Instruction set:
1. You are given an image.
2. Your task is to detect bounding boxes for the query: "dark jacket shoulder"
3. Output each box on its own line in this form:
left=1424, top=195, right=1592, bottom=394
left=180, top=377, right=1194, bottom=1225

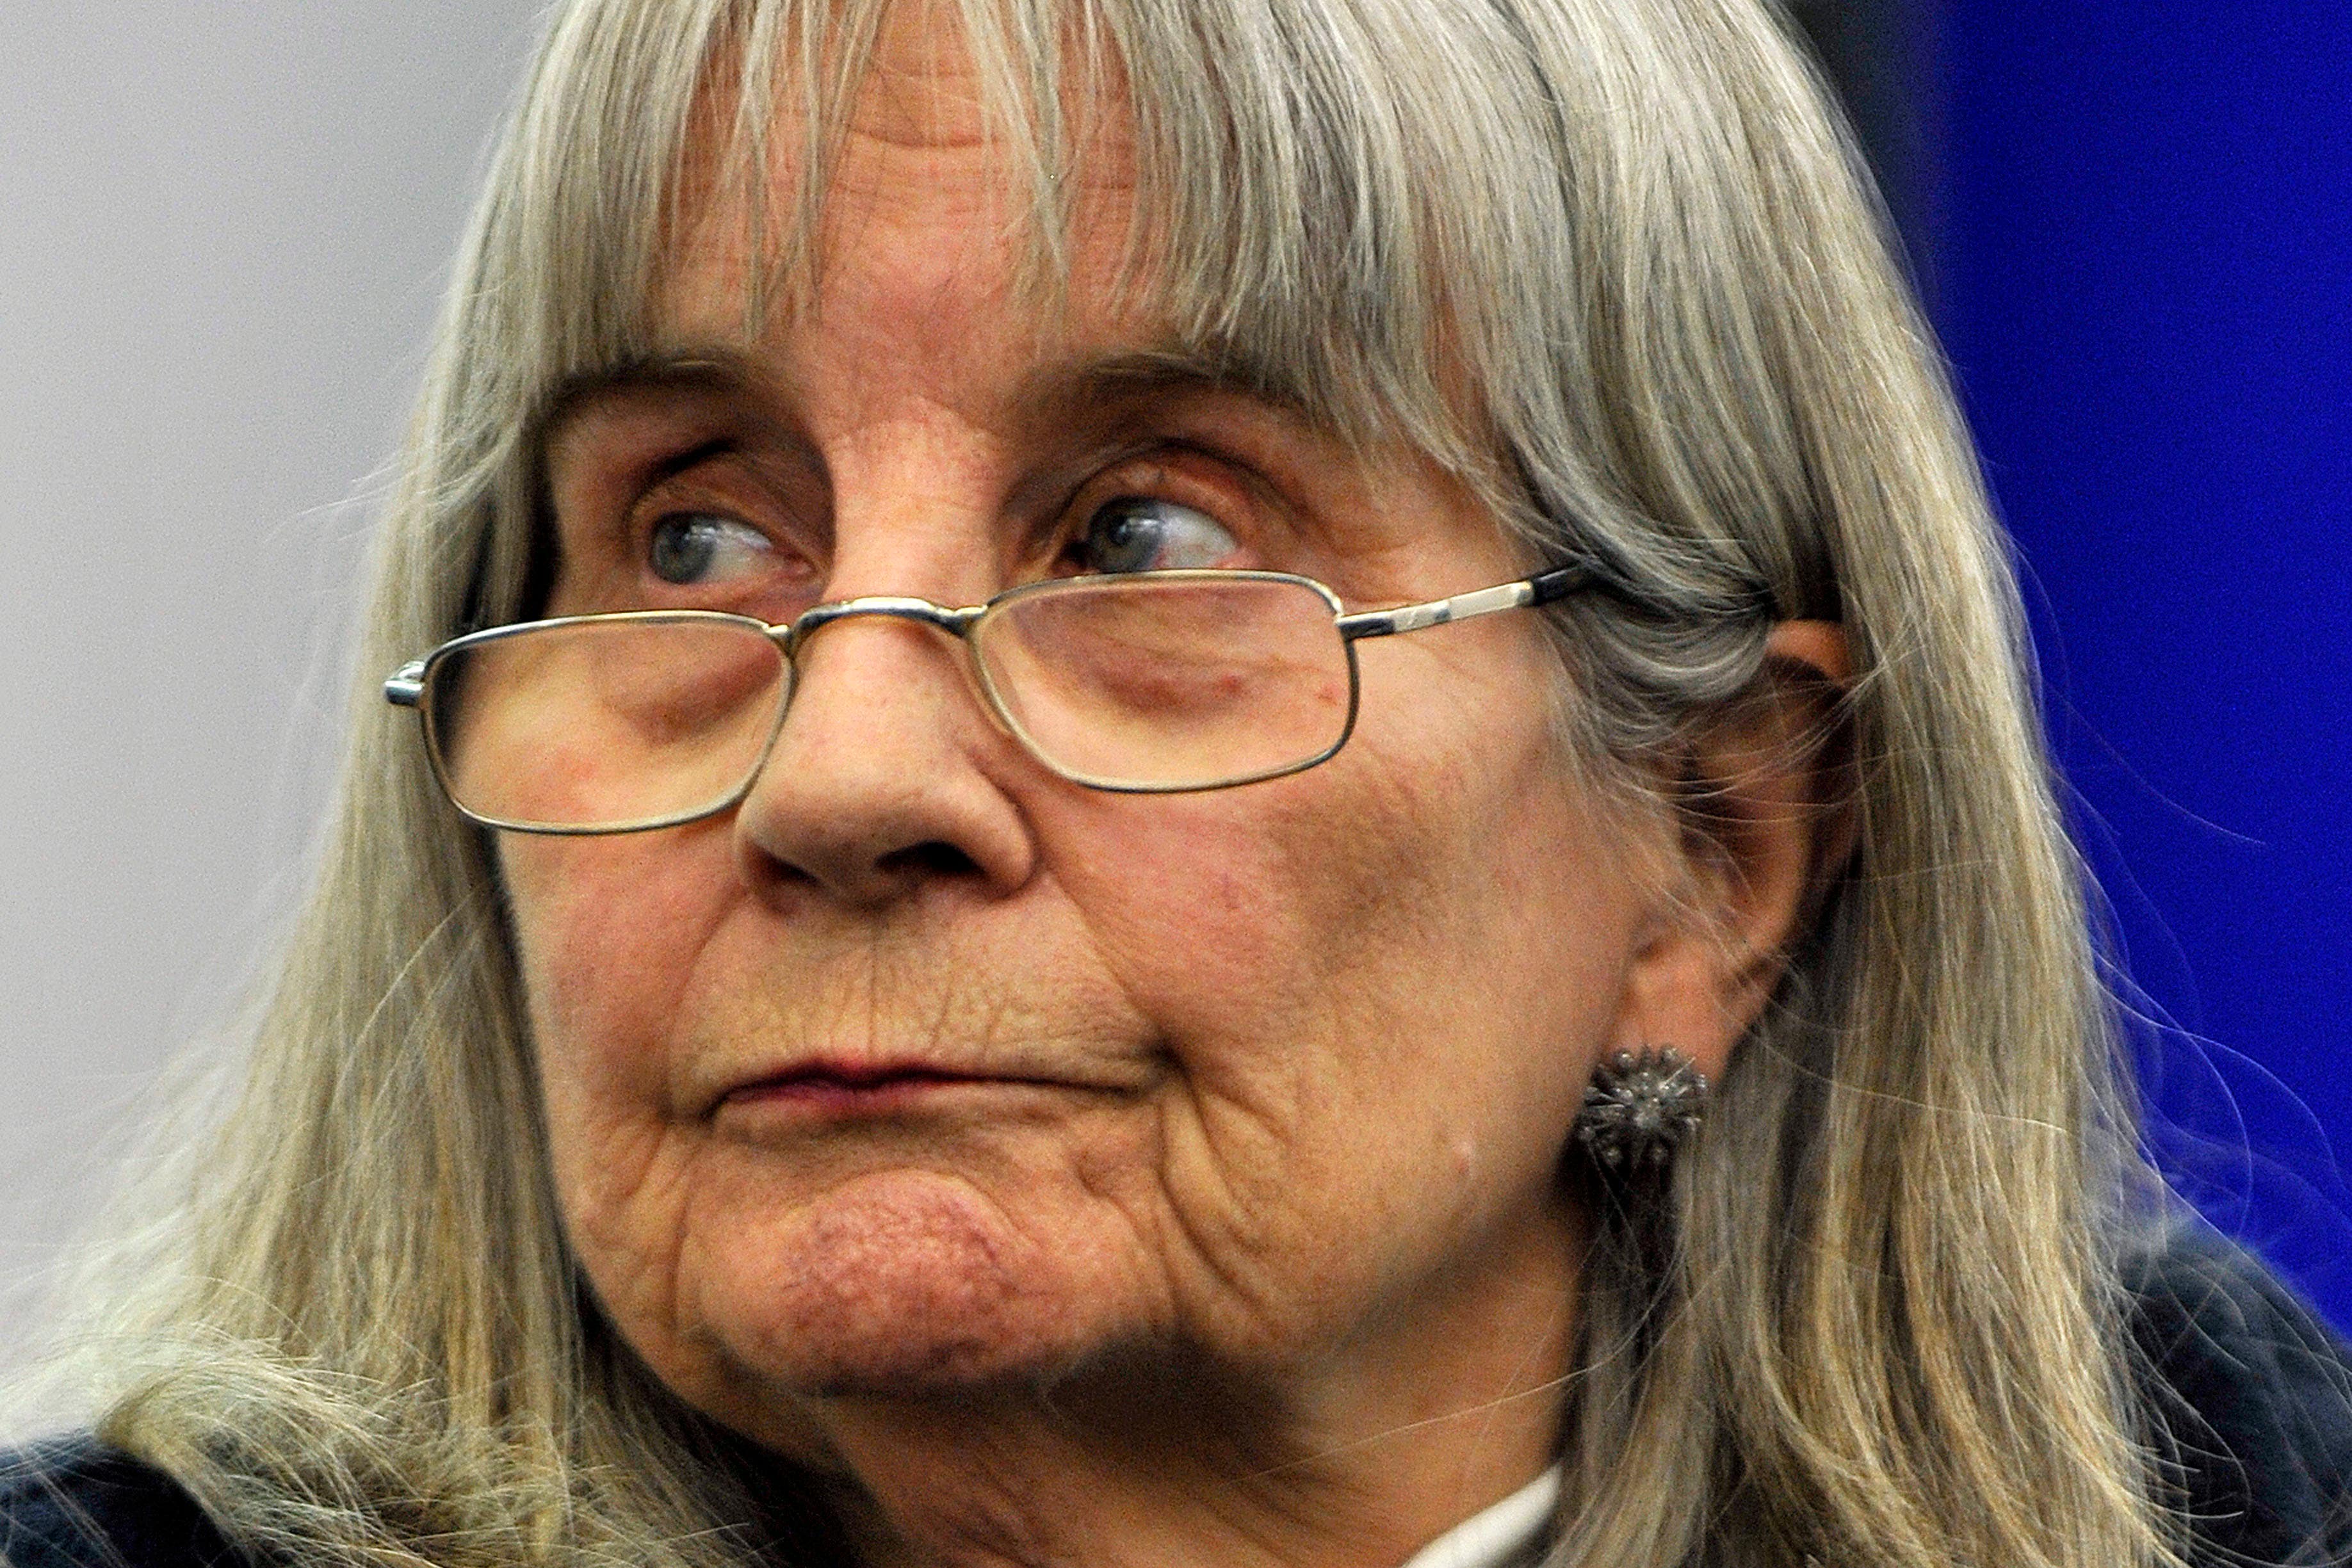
left=0, top=1437, right=244, bottom=1568
left=2127, top=1222, right=2352, bottom=1565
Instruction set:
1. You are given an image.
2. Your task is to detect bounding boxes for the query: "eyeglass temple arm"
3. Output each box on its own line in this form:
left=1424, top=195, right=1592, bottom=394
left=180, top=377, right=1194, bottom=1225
left=1334, top=562, right=1600, bottom=642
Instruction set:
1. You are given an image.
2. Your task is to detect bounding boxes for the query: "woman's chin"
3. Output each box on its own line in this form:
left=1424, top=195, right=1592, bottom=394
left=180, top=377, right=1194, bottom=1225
left=674, top=1166, right=1147, bottom=1408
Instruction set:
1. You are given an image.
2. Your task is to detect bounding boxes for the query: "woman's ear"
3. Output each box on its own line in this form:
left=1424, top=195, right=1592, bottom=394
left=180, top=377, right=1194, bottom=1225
left=1612, top=621, right=1854, bottom=1079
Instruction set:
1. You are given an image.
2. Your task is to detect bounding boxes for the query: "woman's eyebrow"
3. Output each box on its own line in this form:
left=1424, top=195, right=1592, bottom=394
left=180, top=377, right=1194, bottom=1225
left=537, top=349, right=778, bottom=449
left=1010, top=348, right=1323, bottom=435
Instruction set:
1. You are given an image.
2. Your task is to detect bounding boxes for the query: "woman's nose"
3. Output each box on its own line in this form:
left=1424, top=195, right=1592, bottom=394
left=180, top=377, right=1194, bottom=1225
left=729, top=613, right=1039, bottom=909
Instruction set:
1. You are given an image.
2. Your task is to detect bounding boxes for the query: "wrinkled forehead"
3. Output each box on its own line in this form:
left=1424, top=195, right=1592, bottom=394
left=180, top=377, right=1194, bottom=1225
left=653, top=4, right=1155, bottom=376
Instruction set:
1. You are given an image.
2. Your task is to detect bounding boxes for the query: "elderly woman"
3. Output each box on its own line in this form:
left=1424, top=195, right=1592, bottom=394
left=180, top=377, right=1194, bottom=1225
left=9, top=1, right=2350, bottom=1565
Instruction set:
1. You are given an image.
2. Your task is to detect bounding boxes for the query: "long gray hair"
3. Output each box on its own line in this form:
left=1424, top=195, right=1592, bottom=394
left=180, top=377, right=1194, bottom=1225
left=28, top=1, right=2176, bottom=1564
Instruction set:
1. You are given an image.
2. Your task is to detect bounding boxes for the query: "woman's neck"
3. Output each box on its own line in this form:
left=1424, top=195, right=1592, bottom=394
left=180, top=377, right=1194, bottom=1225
left=804, top=1279, right=1573, bottom=1568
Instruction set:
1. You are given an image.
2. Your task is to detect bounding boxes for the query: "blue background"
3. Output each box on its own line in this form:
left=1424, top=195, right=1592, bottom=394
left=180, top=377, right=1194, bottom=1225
left=1923, top=5, right=2352, bottom=1323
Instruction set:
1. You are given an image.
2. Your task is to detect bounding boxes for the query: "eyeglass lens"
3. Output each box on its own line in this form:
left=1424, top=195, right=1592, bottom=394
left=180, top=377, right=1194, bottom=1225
left=425, top=575, right=1356, bottom=831
left=430, top=617, right=790, bottom=832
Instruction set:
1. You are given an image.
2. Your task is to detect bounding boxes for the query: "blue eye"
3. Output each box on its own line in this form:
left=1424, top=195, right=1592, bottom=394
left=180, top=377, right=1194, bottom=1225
left=648, top=513, right=772, bottom=585
left=1080, top=497, right=1239, bottom=573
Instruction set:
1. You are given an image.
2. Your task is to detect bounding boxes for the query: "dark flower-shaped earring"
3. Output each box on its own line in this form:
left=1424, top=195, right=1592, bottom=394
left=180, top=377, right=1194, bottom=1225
left=1573, top=1047, right=1709, bottom=1176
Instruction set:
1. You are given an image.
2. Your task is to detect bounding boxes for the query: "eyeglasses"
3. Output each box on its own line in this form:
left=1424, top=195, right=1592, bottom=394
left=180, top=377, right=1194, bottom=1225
left=384, top=563, right=1602, bottom=835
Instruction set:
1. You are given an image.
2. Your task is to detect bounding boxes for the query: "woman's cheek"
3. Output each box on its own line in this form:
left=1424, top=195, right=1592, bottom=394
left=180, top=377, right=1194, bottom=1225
left=503, top=832, right=740, bottom=1309
left=503, top=832, right=733, bottom=1069
left=546, top=1079, right=694, bottom=1307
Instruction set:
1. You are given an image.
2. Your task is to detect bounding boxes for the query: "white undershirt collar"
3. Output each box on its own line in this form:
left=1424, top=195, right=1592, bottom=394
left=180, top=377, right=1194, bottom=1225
left=1393, top=1465, right=1561, bottom=1568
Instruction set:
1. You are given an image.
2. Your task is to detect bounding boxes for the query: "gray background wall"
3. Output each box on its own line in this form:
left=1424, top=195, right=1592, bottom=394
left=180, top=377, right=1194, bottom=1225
left=1, top=4, right=547, bottom=1304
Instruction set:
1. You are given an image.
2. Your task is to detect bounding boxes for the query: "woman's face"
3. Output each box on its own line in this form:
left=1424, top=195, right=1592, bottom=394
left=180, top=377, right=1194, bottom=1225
left=499, top=38, right=1705, bottom=1462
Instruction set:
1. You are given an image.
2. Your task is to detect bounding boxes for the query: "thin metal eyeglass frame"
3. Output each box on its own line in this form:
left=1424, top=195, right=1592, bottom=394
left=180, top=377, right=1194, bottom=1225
left=382, top=561, right=1602, bottom=834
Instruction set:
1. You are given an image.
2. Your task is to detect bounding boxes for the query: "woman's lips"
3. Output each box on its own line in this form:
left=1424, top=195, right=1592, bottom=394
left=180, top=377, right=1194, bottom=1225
left=718, top=1063, right=1028, bottom=1119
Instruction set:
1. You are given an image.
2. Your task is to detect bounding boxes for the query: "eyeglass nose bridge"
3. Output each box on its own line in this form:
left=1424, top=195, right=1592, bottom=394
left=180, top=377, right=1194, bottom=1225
left=722, top=595, right=1009, bottom=819
left=777, top=595, right=988, bottom=658
left=758, top=595, right=1009, bottom=766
